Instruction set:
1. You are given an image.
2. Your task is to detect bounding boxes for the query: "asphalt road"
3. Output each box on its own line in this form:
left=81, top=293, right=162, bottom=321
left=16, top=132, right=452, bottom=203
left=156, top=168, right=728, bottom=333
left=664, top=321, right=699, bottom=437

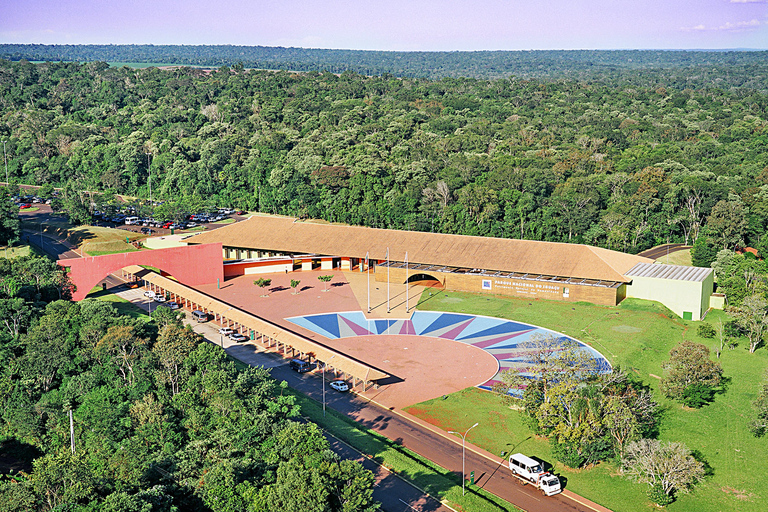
left=637, top=243, right=690, bottom=260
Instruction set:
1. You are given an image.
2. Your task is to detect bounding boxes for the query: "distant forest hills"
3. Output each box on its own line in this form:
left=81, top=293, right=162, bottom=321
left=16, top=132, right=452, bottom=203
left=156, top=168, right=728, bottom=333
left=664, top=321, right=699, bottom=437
left=2, top=43, right=768, bottom=86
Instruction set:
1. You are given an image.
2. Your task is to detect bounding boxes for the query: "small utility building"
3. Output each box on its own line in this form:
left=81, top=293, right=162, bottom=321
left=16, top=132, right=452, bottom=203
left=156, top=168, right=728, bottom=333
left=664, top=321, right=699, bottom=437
left=623, top=263, right=714, bottom=321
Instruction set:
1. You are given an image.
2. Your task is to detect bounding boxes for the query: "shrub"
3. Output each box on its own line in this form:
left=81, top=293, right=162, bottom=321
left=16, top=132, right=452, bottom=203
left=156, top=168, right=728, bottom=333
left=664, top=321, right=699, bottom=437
left=647, top=484, right=674, bottom=506
left=551, top=440, right=585, bottom=469
left=696, top=323, right=716, bottom=339
left=681, top=383, right=715, bottom=408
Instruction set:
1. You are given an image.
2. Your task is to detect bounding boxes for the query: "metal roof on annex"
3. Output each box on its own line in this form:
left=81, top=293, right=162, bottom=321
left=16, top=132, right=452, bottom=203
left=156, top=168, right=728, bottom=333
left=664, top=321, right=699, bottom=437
left=624, top=262, right=713, bottom=282
left=188, top=215, right=652, bottom=284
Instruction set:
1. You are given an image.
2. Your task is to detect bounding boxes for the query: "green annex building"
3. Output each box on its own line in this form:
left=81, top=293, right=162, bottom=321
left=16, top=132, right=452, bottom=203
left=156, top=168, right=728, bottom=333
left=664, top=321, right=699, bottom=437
left=623, top=263, right=714, bottom=321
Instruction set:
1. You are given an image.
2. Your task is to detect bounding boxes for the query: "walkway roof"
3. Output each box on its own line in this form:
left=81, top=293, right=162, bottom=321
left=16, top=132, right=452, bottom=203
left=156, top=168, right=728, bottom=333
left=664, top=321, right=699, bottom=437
left=189, top=215, right=652, bottom=283
left=124, top=265, right=389, bottom=383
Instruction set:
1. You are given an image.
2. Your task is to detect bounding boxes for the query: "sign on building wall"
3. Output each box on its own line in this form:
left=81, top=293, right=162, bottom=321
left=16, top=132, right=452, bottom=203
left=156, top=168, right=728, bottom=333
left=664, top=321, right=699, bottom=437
left=482, top=279, right=492, bottom=290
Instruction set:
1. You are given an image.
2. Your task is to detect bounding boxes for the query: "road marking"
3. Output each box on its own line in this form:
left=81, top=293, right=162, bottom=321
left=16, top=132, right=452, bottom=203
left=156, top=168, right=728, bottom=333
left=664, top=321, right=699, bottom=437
left=398, top=499, right=420, bottom=511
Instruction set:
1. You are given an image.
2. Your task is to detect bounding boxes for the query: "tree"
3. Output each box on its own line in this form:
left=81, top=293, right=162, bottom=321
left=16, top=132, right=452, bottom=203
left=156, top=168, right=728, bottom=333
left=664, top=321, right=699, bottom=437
left=622, top=439, right=705, bottom=503
left=749, top=370, right=768, bottom=437
left=660, top=341, right=723, bottom=406
left=254, top=278, right=272, bottom=297
left=705, top=196, right=746, bottom=250
left=290, top=279, right=300, bottom=294
left=318, top=275, right=333, bottom=292
left=729, top=294, right=768, bottom=353
left=494, top=333, right=603, bottom=403
left=153, top=325, right=199, bottom=395
left=0, top=197, right=20, bottom=246
left=30, top=450, right=96, bottom=511
left=691, top=236, right=717, bottom=268
left=151, top=304, right=185, bottom=329
left=95, top=325, right=147, bottom=386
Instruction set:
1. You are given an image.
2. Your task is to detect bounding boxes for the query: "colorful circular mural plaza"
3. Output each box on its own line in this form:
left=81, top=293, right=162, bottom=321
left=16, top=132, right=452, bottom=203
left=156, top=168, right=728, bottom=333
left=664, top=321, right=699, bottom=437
left=286, top=311, right=612, bottom=393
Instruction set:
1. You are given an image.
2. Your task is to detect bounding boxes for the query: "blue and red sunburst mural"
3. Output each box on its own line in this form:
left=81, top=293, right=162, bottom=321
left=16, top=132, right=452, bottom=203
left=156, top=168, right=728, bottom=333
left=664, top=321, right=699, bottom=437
left=286, top=311, right=612, bottom=393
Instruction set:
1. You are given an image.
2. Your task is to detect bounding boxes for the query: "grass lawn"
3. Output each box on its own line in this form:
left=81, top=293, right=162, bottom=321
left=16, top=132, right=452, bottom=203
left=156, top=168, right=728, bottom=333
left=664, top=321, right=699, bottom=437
left=69, top=225, right=144, bottom=256
left=213, top=218, right=236, bottom=225
left=86, top=287, right=149, bottom=320
left=409, top=290, right=768, bottom=512
left=654, top=248, right=692, bottom=266
left=0, top=245, right=32, bottom=259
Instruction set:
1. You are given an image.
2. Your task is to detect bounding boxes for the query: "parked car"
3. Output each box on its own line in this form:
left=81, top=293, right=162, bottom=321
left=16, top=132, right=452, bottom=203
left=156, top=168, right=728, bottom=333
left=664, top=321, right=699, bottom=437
left=236, top=210, right=246, bottom=215
left=165, top=301, right=180, bottom=310
left=229, top=333, right=248, bottom=343
left=153, top=295, right=166, bottom=303
left=140, top=227, right=154, bottom=234
left=289, top=359, right=312, bottom=373
left=219, top=327, right=235, bottom=336
left=19, top=203, right=32, bottom=209
left=143, top=290, right=156, bottom=298
left=330, top=380, right=349, bottom=392
left=191, top=310, right=209, bottom=322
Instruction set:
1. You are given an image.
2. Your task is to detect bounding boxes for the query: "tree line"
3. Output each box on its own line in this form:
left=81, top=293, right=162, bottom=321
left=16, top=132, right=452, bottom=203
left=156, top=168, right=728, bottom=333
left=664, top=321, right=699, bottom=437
left=1, top=59, right=767, bottom=255
left=2, top=44, right=768, bottom=85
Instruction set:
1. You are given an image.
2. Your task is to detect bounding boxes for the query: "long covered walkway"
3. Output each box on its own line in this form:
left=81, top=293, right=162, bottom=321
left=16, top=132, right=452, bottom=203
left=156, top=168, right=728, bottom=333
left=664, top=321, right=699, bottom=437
left=120, top=265, right=389, bottom=389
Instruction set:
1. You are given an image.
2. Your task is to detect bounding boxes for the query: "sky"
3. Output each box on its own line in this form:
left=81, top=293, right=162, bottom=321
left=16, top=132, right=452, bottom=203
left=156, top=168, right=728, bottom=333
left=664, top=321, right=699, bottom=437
left=2, top=0, right=767, bottom=51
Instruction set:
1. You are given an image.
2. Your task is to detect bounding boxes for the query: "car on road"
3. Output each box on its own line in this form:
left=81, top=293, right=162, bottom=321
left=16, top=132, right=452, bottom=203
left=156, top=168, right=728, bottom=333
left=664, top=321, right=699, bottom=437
left=143, top=290, right=156, bottom=298
left=140, top=227, right=154, bottom=234
left=229, top=333, right=248, bottom=343
left=329, top=380, right=349, bottom=392
left=19, top=203, right=32, bottom=209
left=218, top=327, right=235, bottom=336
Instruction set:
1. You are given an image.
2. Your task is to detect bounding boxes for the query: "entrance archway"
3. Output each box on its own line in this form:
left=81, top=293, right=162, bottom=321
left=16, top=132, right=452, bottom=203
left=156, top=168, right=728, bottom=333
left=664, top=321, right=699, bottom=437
left=405, top=273, right=444, bottom=288
left=59, top=243, right=224, bottom=301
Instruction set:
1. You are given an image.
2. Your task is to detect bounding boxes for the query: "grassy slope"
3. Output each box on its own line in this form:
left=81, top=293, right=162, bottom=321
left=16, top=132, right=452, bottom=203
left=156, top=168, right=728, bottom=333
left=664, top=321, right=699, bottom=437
left=69, top=225, right=144, bottom=256
left=654, top=249, right=692, bottom=266
left=410, top=291, right=768, bottom=512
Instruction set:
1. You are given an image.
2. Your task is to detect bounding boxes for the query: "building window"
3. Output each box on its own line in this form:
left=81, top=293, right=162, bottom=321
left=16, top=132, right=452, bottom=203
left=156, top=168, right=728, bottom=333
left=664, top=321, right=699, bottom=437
left=563, top=287, right=570, bottom=298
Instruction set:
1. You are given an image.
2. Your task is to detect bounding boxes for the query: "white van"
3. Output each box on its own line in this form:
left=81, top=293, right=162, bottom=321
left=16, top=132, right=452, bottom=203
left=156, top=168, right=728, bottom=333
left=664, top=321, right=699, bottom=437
left=508, top=453, right=562, bottom=496
left=125, top=216, right=139, bottom=225
left=508, top=453, right=545, bottom=482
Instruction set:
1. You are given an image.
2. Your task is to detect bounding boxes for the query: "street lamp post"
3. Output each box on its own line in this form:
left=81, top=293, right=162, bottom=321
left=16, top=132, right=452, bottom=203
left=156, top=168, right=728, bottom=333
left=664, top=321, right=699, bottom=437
left=322, top=355, right=336, bottom=416
left=145, top=153, right=152, bottom=204
left=1, top=140, right=8, bottom=184
left=449, top=422, right=479, bottom=496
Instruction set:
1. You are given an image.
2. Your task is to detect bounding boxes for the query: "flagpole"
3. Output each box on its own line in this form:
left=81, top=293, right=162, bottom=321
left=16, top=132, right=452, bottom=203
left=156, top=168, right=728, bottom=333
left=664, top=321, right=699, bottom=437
left=386, top=247, right=390, bottom=313
left=405, top=251, right=409, bottom=313
left=366, top=251, right=370, bottom=313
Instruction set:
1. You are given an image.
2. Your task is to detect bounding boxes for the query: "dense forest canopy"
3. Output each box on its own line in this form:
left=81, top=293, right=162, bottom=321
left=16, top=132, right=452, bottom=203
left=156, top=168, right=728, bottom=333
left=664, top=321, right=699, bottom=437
left=0, top=255, right=378, bottom=511
left=2, top=44, right=768, bottom=86
left=1, top=58, right=767, bottom=256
